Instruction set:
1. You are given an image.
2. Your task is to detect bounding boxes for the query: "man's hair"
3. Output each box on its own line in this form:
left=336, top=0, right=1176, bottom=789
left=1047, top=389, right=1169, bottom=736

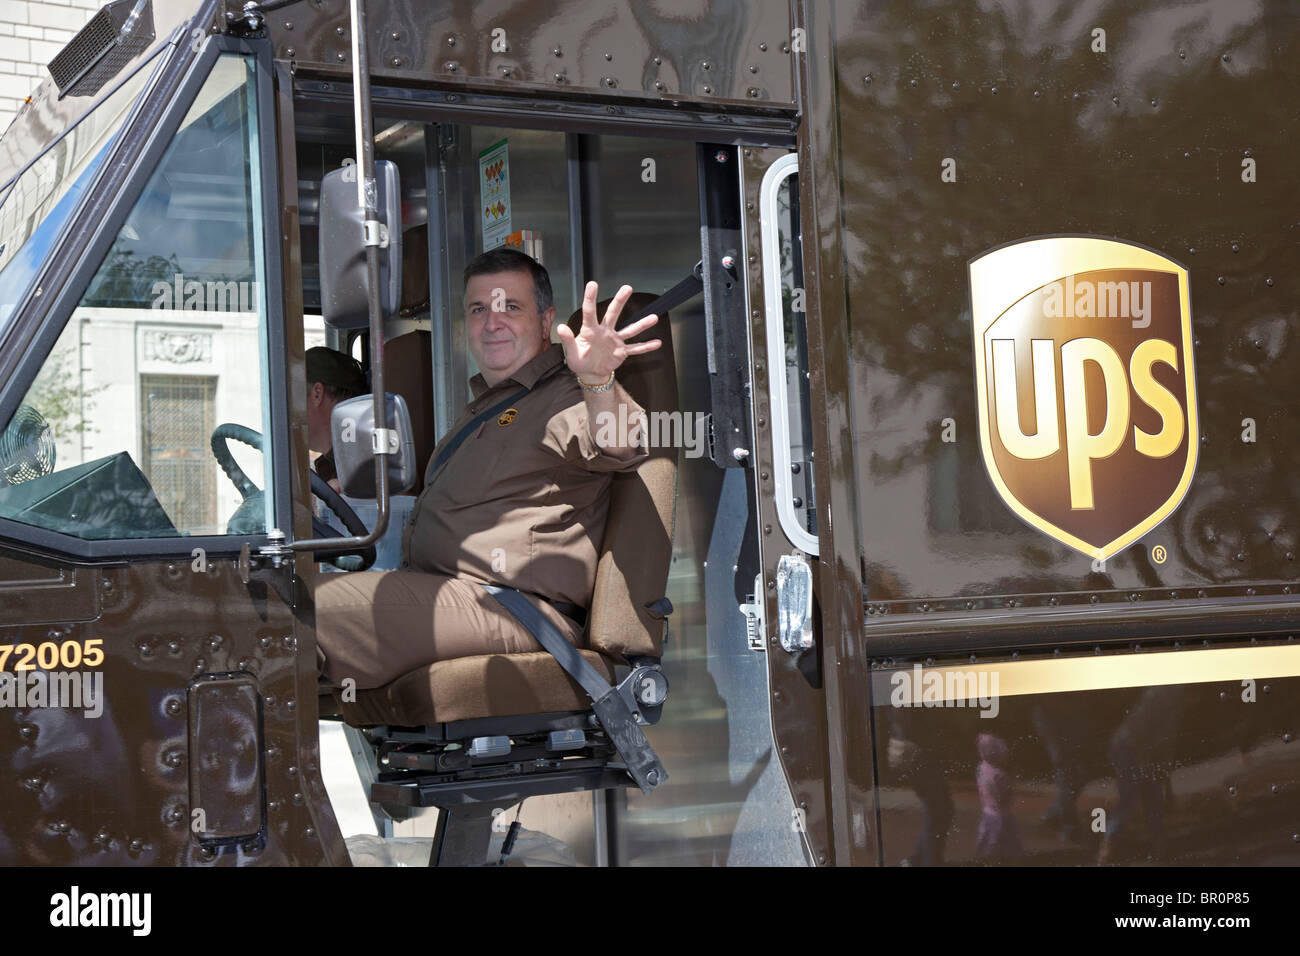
left=306, top=346, right=366, bottom=401
left=463, top=247, right=553, bottom=316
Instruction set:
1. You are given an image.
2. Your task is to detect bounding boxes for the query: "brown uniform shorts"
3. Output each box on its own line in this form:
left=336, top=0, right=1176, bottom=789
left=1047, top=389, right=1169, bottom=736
left=314, top=570, right=586, bottom=690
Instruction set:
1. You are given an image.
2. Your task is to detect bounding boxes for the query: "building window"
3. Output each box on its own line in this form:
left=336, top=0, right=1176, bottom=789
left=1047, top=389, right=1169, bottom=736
left=140, top=375, right=217, bottom=535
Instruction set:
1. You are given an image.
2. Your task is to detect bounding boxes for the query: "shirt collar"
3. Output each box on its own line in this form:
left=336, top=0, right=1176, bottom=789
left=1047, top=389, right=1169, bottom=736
left=469, top=342, right=566, bottom=399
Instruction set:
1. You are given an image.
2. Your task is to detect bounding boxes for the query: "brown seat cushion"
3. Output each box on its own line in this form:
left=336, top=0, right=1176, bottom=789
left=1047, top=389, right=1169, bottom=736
left=327, top=650, right=617, bottom=727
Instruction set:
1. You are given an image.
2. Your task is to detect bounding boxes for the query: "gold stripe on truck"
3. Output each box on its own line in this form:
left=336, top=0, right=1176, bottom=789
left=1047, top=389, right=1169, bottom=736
left=873, top=644, right=1300, bottom=703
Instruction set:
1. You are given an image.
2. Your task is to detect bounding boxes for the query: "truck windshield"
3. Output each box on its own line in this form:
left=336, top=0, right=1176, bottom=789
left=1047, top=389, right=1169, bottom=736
left=0, top=51, right=159, bottom=339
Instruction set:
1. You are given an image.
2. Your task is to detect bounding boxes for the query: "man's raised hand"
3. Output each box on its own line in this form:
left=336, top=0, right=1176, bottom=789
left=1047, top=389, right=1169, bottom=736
left=557, top=281, right=662, bottom=384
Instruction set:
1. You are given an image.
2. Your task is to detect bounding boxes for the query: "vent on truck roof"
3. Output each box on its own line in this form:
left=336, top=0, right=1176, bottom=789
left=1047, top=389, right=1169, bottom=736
left=47, top=0, right=155, bottom=99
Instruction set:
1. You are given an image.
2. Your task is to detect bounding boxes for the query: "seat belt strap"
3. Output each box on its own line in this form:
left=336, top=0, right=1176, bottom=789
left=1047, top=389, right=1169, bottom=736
left=483, top=585, right=609, bottom=699
left=482, top=584, right=667, bottom=794
left=623, top=262, right=703, bottom=326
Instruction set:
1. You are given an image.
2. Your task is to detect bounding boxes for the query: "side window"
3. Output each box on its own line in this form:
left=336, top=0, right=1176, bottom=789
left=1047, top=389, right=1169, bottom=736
left=0, top=55, right=274, bottom=541
left=760, top=153, right=818, bottom=554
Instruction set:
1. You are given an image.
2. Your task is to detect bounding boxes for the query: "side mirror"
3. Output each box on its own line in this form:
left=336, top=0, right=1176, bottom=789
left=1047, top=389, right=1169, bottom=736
left=330, top=393, right=417, bottom=498
left=318, top=159, right=402, bottom=328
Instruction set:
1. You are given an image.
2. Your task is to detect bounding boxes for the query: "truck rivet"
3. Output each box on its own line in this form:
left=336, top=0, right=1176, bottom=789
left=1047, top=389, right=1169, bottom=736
left=605, top=52, right=613, bottom=61
left=767, top=578, right=776, bottom=588
left=392, top=57, right=402, bottom=67
left=286, top=47, right=295, bottom=57
left=553, top=47, right=562, bottom=56
left=448, top=36, right=456, bottom=46
left=391, top=31, right=400, bottom=40
left=336, top=51, right=346, bottom=62
left=764, top=525, right=771, bottom=535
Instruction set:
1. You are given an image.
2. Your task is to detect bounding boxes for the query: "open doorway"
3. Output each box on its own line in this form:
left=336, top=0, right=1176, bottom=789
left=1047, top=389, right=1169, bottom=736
left=293, top=96, right=800, bottom=866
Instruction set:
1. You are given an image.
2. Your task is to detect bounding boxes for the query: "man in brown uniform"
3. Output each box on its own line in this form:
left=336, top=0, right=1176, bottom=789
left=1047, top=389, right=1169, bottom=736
left=315, top=248, right=659, bottom=689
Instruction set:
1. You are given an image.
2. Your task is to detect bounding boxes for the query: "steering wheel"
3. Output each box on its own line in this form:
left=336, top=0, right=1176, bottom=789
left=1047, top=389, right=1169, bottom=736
left=211, top=423, right=376, bottom=571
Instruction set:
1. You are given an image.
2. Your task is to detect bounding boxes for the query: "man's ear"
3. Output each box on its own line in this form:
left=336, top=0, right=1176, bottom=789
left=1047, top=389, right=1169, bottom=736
left=309, top=382, right=324, bottom=406
left=542, top=306, right=556, bottom=340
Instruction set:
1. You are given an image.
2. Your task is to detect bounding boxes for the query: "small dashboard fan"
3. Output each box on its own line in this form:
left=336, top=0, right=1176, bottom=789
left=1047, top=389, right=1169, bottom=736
left=0, top=404, right=55, bottom=486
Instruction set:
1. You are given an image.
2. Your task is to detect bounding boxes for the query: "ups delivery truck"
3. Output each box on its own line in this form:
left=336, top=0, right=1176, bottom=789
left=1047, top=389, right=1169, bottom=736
left=0, top=0, right=1294, bottom=867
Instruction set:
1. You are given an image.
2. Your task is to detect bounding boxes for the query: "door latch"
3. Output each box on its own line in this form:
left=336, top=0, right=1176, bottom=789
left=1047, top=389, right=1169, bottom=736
left=740, top=574, right=766, bottom=652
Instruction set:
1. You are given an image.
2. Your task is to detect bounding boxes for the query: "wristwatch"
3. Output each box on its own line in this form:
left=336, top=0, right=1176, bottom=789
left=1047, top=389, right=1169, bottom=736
left=577, top=370, right=616, bottom=392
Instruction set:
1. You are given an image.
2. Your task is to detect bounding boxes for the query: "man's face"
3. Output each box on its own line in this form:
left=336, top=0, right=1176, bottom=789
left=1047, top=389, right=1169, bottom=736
left=465, top=270, right=554, bottom=384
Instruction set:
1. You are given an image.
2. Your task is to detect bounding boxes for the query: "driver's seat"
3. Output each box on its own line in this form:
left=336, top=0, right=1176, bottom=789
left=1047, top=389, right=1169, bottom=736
left=319, top=294, right=678, bottom=864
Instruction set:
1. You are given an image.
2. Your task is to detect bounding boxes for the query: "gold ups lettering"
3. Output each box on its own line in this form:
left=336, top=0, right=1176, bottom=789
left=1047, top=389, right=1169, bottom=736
left=968, top=237, right=1198, bottom=560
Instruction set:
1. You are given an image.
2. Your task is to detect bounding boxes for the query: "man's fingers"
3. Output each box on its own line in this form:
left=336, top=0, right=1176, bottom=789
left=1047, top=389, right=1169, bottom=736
left=617, top=313, right=659, bottom=339
left=602, top=284, right=634, bottom=328
left=623, top=339, right=662, bottom=355
left=582, top=280, right=599, bottom=327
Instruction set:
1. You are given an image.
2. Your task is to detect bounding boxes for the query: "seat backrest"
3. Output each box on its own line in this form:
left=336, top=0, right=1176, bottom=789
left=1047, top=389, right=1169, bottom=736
left=382, top=330, right=436, bottom=492
left=564, top=292, right=679, bottom=662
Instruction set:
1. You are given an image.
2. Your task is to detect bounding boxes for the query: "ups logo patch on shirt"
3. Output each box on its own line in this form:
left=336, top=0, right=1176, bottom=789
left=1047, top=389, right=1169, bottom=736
left=497, top=408, right=519, bottom=427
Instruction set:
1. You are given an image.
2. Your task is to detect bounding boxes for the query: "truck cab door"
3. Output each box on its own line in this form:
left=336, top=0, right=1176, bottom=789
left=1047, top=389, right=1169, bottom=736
left=0, top=36, right=344, bottom=865
left=738, top=147, right=874, bottom=866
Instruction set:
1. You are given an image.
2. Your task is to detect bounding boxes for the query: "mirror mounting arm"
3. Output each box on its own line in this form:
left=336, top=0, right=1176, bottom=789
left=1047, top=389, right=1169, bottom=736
left=290, top=0, right=391, bottom=558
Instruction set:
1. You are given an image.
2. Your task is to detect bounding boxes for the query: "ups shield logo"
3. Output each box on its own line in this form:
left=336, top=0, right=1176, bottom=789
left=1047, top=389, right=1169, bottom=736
left=968, top=236, right=1198, bottom=561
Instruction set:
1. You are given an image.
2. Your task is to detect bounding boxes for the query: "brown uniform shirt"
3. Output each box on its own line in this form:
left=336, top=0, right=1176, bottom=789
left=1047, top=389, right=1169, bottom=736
left=401, top=343, right=649, bottom=609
